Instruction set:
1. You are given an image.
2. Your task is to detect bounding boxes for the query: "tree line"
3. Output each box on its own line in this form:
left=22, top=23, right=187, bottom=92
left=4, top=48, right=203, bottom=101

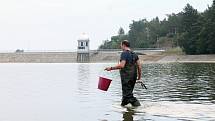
left=99, top=1, right=215, bottom=54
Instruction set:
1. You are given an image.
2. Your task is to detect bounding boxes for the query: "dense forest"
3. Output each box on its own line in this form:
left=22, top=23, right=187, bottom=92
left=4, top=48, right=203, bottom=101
left=99, top=1, right=215, bottom=55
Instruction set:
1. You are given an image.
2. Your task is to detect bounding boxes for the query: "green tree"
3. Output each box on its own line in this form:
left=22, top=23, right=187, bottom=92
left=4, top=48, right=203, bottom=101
left=166, top=13, right=183, bottom=38
left=197, top=0, right=215, bottom=54
left=99, top=28, right=128, bottom=49
left=99, top=1, right=215, bottom=53
left=118, top=27, right=125, bottom=35
left=128, top=19, right=149, bottom=48
left=146, top=17, right=161, bottom=47
left=178, top=4, right=201, bottom=54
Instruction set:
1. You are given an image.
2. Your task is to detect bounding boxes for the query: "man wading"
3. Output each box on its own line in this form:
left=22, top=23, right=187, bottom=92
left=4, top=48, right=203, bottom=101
left=105, top=40, right=142, bottom=107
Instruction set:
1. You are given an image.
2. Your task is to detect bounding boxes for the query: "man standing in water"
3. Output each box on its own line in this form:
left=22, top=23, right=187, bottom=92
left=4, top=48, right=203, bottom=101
left=105, top=40, right=142, bottom=107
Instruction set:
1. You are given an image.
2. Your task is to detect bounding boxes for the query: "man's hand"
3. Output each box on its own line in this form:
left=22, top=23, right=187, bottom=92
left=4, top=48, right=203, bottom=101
left=104, top=61, right=125, bottom=72
left=136, top=80, right=147, bottom=89
left=105, top=67, right=112, bottom=71
left=136, top=80, right=143, bottom=83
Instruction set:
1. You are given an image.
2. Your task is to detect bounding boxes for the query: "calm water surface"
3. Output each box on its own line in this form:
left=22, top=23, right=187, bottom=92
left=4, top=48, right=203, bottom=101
left=0, top=63, right=215, bottom=121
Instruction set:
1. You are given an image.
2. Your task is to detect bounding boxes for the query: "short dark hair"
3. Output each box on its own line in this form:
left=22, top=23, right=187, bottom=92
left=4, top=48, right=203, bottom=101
left=121, top=40, right=130, bottom=47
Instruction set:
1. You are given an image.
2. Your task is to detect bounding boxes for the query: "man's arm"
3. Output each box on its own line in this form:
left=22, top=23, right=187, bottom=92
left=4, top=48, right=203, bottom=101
left=105, top=60, right=126, bottom=71
left=136, top=60, right=141, bottom=80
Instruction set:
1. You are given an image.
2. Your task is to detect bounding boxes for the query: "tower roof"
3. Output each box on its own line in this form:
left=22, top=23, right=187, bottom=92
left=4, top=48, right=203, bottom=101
left=78, top=33, right=89, bottom=41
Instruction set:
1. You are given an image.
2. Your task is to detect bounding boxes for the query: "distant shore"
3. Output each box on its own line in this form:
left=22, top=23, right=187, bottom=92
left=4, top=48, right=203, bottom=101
left=139, top=54, right=215, bottom=64
left=0, top=52, right=215, bottom=63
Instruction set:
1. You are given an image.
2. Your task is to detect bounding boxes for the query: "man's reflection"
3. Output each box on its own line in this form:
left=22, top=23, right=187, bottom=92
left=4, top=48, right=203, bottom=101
left=123, top=108, right=134, bottom=121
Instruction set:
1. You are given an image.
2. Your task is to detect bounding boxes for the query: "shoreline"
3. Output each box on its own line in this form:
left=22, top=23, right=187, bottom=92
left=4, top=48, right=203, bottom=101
left=0, top=52, right=215, bottom=63
left=139, top=54, right=215, bottom=64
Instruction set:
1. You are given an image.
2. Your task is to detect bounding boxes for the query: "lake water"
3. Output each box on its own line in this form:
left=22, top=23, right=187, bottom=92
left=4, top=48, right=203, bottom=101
left=0, top=63, right=215, bottom=121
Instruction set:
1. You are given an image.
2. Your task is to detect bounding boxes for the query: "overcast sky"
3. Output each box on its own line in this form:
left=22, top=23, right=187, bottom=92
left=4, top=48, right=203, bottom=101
left=0, top=0, right=213, bottom=51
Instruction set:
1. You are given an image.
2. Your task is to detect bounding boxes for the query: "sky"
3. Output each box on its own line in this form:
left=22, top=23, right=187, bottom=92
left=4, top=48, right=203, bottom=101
left=0, top=0, right=213, bottom=51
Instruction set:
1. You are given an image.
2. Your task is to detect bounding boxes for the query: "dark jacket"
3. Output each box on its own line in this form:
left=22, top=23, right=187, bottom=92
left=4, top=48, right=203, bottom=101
left=120, top=50, right=139, bottom=83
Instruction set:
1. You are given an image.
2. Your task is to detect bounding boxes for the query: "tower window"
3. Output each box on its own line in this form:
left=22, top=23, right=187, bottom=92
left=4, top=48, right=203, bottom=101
left=86, top=42, right=88, bottom=47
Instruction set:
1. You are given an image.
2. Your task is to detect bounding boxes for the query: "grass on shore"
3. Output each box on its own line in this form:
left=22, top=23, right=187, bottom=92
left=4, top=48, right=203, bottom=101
left=163, top=47, right=184, bottom=55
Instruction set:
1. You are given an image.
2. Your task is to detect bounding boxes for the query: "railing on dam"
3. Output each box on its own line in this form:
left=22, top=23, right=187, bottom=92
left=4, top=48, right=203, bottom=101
left=90, top=48, right=166, bottom=53
left=0, top=48, right=165, bottom=63
left=96, top=48, right=165, bottom=51
left=0, top=48, right=165, bottom=54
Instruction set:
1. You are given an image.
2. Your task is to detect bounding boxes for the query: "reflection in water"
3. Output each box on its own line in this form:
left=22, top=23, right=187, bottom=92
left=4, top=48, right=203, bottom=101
left=137, top=63, right=215, bottom=104
left=122, top=108, right=134, bottom=121
left=77, top=64, right=90, bottom=96
left=0, top=63, right=215, bottom=121
left=110, top=63, right=215, bottom=121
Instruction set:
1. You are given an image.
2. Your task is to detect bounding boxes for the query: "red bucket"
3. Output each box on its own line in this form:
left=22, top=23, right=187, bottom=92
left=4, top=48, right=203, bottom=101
left=98, top=76, right=112, bottom=91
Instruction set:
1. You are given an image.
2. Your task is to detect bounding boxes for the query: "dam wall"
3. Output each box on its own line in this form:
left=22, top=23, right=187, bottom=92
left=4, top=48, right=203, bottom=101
left=0, top=52, right=78, bottom=63
left=0, top=52, right=120, bottom=63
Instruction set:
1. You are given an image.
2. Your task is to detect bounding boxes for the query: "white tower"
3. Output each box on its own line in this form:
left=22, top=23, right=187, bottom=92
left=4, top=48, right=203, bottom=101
left=77, top=33, right=90, bottom=62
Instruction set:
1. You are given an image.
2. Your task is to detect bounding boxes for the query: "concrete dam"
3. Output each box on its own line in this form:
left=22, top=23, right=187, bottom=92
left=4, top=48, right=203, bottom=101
left=0, top=51, right=121, bottom=63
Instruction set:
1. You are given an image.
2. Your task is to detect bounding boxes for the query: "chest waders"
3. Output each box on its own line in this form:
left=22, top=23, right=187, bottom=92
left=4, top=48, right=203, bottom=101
left=120, top=51, right=141, bottom=106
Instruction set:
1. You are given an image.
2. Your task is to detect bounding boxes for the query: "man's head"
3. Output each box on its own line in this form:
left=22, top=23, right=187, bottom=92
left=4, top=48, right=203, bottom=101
left=121, top=40, right=130, bottom=50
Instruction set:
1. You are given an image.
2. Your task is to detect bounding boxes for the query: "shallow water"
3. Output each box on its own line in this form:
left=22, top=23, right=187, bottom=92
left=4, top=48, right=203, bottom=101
left=0, top=63, right=214, bottom=121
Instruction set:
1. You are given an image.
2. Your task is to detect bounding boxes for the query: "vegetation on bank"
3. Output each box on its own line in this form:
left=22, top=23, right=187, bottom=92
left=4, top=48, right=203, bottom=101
left=162, top=47, right=184, bottom=55
left=99, top=1, right=215, bottom=55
